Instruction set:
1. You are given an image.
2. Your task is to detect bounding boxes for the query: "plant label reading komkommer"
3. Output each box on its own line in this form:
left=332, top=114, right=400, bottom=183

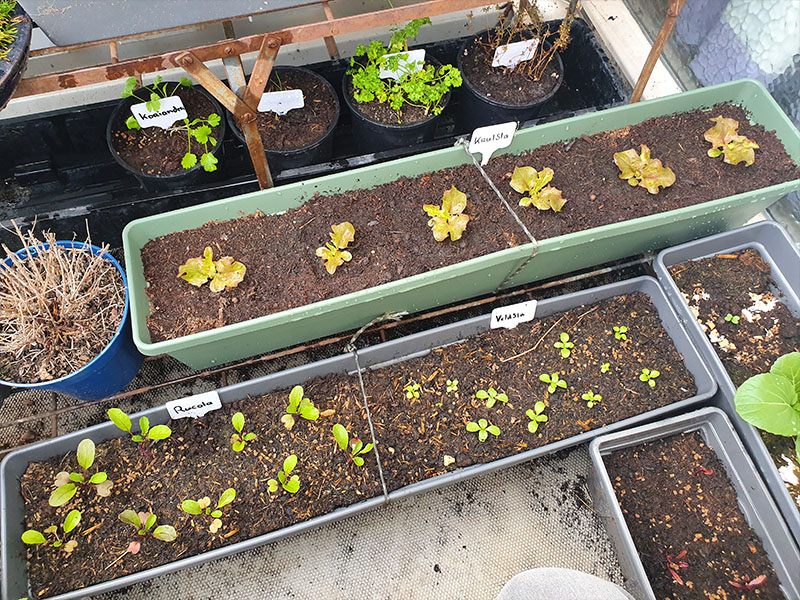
left=131, top=96, right=188, bottom=130
left=492, top=38, right=540, bottom=69
left=258, top=89, right=305, bottom=115
left=166, top=390, right=222, bottom=420
left=490, top=300, right=538, bottom=330
left=379, top=49, right=426, bottom=80
left=469, top=121, right=517, bottom=165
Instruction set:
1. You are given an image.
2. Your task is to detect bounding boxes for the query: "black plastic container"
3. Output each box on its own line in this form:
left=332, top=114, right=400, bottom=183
left=106, top=82, right=227, bottom=192
left=226, top=67, right=339, bottom=173
left=0, top=3, right=32, bottom=112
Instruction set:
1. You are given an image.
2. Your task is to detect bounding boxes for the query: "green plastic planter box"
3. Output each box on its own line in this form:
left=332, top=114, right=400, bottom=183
left=123, top=79, right=800, bottom=369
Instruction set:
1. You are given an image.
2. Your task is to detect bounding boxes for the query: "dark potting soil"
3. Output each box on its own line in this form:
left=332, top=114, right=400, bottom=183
left=20, top=373, right=381, bottom=599
left=110, top=86, right=223, bottom=176
left=140, top=102, right=799, bottom=342
left=234, top=69, right=338, bottom=151
left=344, top=67, right=442, bottom=125
left=669, top=247, right=800, bottom=512
left=605, top=432, right=785, bottom=599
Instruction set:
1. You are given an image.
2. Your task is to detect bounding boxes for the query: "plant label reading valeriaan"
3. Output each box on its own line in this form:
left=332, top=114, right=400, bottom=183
left=379, top=49, right=426, bottom=80
left=491, top=300, right=538, bottom=329
left=166, top=391, right=222, bottom=420
left=131, top=96, right=187, bottom=129
left=258, top=89, right=305, bottom=115
left=469, top=121, right=517, bottom=165
left=492, top=38, right=540, bottom=69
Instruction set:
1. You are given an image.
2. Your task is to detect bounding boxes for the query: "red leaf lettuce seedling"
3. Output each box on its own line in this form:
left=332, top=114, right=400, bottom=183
left=613, top=144, right=675, bottom=194
left=316, top=222, right=355, bottom=275
left=22, top=510, right=82, bottom=555
left=424, top=186, right=470, bottom=242
left=230, top=412, right=256, bottom=452
left=281, top=385, right=320, bottom=430
left=181, top=488, right=236, bottom=534
left=268, top=455, right=300, bottom=494
left=118, top=510, right=177, bottom=555
left=704, top=116, right=759, bottom=166
left=333, top=424, right=374, bottom=466
left=510, top=166, right=568, bottom=212
left=49, top=439, right=112, bottom=507
left=177, top=246, right=246, bottom=292
left=108, top=408, right=171, bottom=458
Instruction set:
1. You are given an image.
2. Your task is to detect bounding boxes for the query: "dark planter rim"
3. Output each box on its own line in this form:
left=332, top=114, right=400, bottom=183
left=0, top=3, right=32, bottom=111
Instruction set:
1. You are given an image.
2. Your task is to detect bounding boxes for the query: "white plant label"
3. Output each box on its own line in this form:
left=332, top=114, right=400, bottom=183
left=379, top=49, right=426, bottom=80
left=258, top=89, right=305, bottom=115
left=131, top=96, right=187, bottom=130
left=492, top=38, right=540, bottom=69
left=469, top=121, right=517, bottom=165
left=490, top=300, right=538, bottom=330
left=166, top=390, right=222, bottom=420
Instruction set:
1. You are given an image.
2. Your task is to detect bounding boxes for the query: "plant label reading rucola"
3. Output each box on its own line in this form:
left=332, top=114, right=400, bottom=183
left=257, top=89, right=305, bottom=115
left=166, top=390, right=222, bottom=420
left=490, top=299, right=538, bottom=329
left=469, top=121, right=517, bottom=166
left=492, top=38, right=540, bottom=69
left=130, top=96, right=188, bottom=129
left=379, top=49, right=426, bottom=80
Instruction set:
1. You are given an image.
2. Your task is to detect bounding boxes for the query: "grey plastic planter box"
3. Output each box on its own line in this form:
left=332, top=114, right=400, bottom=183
left=589, top=407, right=800, bottom=600
left=1, top=276, right=715, bottom=599
left=653, top=221, right=800, bottom=547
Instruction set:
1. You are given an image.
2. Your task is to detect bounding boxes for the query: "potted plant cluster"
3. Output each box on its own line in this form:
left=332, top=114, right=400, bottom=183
left=0, top=0, right=32, bottom=112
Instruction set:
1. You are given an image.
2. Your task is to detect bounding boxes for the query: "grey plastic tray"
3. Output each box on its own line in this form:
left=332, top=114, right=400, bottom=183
left=654, top=220, right=800, bottom=546
left=589, top=407, right=800, bottom=600
left=1, top=276, right=716, bottom=600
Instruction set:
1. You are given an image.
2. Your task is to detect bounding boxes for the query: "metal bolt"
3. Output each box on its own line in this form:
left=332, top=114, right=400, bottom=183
left=181, top=56, right=194, bottom=66
left=224, top=46, right=234, bottom=55
left=241, top=112, right=255, bottom=123
left=267, top=37, right=280, bottom=49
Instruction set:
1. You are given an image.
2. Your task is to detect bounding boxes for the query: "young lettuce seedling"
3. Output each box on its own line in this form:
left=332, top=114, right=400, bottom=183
left=107, top=408, right=171, bottom=458
left=22, top=510, right=82, bottom=555
left=526, top=402, right=549, bottom=433
left=539, top=373, right=567, bottom=394
left=613, top=144, right=675, bottom=194
left=230, top=412, right=257, bottom=452
left=466, top=418, right=500, bottom=442
left=49, top=439, right=112, bottom=507
left=268, top=455, right=300, bottom=494
left=582, top=391, right=602, bottom=408
left=424, top=186, right=470, bottom=242
left=181, top=488, right=236, bottom=534
left=281, top=385, right=320, bottom=430
left=333, top=424, right=374, bottom=466
left=553, top=332, right=574, bottom=358
left=118, top=510, right=177, bottom=555
left=510, top=166, right=568, bottom=212
left=639, top=368, right=660, bottom=388
left=476, top=387, right=508, bottom=408
left=404, top=382, right=421, bottom=399
left=724, top=313, right=740, bottom=325
left=600, top=362, right=611, bottom=374
left=446, top=379, right=459, bottom=393
left=316, top=222, right=355, bottom=275
left=177, top=246, right=246, bottom=292
left=613, top=325, right=628, bottom=341
left=704, top=116, right=759, bottom=166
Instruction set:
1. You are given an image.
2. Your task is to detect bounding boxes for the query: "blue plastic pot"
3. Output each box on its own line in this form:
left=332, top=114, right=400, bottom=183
left=0, top=241, right=143, bottom=401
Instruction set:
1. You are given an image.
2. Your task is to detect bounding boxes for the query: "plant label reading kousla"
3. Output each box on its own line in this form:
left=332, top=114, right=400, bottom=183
left=492, top=38, right=540, bottom=69
left=469, top=121, right=517, bottom=165
left=258, top=89, right=305, bottom=115
left=131, top=96, right=188, bottom=130
left=166, top=390, right=222, bottom=420
left=379, top=49, right=426, bottom=80
left=490, top=300, right=538, bottom=329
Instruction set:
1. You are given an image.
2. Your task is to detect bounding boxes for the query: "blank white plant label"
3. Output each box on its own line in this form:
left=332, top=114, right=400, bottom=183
left=469, top=121, right=517, bottom=165
left=258, top=89, right=305, bottom=115
left=379, top=49, right=426, bottom=80
left=166, top=390, right=222, bottom=420
left=490, top=300, right=538, bottom=329
left=492, top=38, right=540, bottom=69
left=131, top=96, right=187, bottom=129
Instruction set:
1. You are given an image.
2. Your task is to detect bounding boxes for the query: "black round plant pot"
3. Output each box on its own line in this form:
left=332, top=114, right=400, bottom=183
left=106, top=82, right=226, bottom=192
left=456, top=31, right=564, bottom=131
left=342, top=56, right=451, bottom=154
left=0, top=3, right=32, bottom=113
left=226, top=67, right=340, bottom=174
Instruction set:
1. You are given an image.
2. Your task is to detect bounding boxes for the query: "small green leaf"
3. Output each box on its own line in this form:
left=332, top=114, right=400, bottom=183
left=333, top=424, right=349, bottom=451
left=285, top=475, right=300, bottom=494
left=121, top=77, right=138, bottom=98
left=217, top=488, right=236, bottom=508
left=475, top=390, right=489, bottom=400
left=352, top=440, right=363, bottom=454
left=193, top=125, right=212, bottom=145
left=243, top=432, right=256, bottom=442
left=131, top=434, right=143, bottom=443
left=283, top=454, right=298, bottom=474
left=207, top=113, right=221, bottom=127
left=465, top=422, right=480, bottom=432
left=210, top=510, right=222, bottom=518
left=771, top=352, right=800, bottom=399
left=181, top=152, right=198, bottom=170
left=119, top=509, right=141, bottom=529
left=353, top=456, right=365, bottom=467
left=69, top=472, right=84, bottom=483
left=138, top=416, right=150, bottom=437
left=179, top=76, right=193, bottom=87
left=486, top=425, right=501, bottom=436
left=22, top=530, right=47, bottom=545
left=76, top=438, right=95, bottom=471
left=267, top=479, right=278, bottom=493
left=478, top=429, right=488, bottom=442
left=63, top=509, right=82, bottom=534
left=147, top=425, right=172, bottom=440
left=181, top=500, right=202, bottom=515
left=361, top=443, right=374, bottom=455
left=144, top=514, right=157, bottom=532
left=152, top=525, right=177, bottom=542
left=232, top=439, right=245, bottom=452
left=49, top=483, right=77, bottom=507
left=278, top=471, right=286, bottom=485
left=108, top=408, right=131, bottom=432
left=89, top=472, right=107, bottom=484
left=288, top=385, right=303, bottom=412
left=232, top=412, right=245, bottom=434
left=200, top=152, right=218, bottom=172
left=125, top=115, right=141, bottom=130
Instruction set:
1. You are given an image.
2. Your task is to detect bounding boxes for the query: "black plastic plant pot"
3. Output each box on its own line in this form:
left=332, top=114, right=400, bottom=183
left=226, top=67, right=340, bottom=175
left=106, top=82, right=227, bottom=192
left=456, top=32, right=564, bottom=131
left=0, top=2, right=32, bottom=113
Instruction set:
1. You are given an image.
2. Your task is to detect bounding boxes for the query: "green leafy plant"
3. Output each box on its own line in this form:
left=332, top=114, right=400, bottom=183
left=281, top=385, right=320, bottom=430
left=734, top=352, right=800, bottom=464
left=316, top=222, right=355, bottom=275
left=333, top=424, right=374, bottom=466
left=119, top=510, right=177, bottom=555
left=466, top=418, right=500, bottom=442
left=553, top=332, right=574, bottom=358
left=639, top=368, right=660, bottom=388
left=349, top=18, right=462, bottom=121
left=476, top=387, right=508, bottom=408
left=21, top=510, right=81, bottom=555
left=539, top=373, right=567, bottom=394
left=49, top=439, right=112, bottom=507
left=582, top=390, right=602, bottom=408
left=268, top=455, right=300, bottom=494
left=180, top=488, right=236, bottom=534
left=724, top=313, right=740, bottom=325
left=120, top=75, right=192, bottom=112
left=600, top=363, right=611, bottom=374
left=613, top=326, right=628, bottom=341
left=613, top=144, right=676, bottom=194
left=230, top=412, right=256, bottom=452
left=107, top=408, right=171, bottom=458
left=526, top=401, right=549, bottom=433
left=704, top=116, right=759, bottom=166
left=424, top=186, right=470, bottom=242
left=510, top=166, right=568, bottom=212
left=0, top=0, right=22, bottom=61
left=446, top=379, right=459, bottom=393
left=404, top=382, right=421, bottom=399
left=177, top=246, right=246, bottom=292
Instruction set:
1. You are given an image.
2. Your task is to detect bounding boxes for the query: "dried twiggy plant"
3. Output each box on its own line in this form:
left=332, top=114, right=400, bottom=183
left=0, top=224, right=124, bottom=383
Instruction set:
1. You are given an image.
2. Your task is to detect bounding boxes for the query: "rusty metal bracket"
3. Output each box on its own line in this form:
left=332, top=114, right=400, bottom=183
left=321, top=2, right=340, bottom=60
left=630, top=0, right=686, bottom=103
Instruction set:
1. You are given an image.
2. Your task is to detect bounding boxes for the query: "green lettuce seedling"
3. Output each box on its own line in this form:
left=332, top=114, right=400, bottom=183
left=446, top=379, right=459, bottom=393
left=281, top=385, right=320, bottom=430
left=424, top=186, right=470, bottom=242
left=22, top=510, right=82, bottom=555
left=476, top=387, right=508, bottom=408
left=178, top=246, right=246, bottom=292
left=600, top=363, right=611, bottom=374
left=539, top=373, right=567, bottom=394
left=735, top=352, right=800, bottom=464
left=526, top=401, right=549, bottom=433
left=582, top=391, right=602, bottom=408
left=181, top=488, right=236, bottom=534
left=119, top=510, right=177, bottom=555
left=230, top=412, right=256, bottom=452
left=724, top=313, right=740, bottom=325
left=316, top=222, right=355, bottom=275
left=333, top=424, right=374, bottom=466
left=510, top=166, right=568, bottom=212
left=554, top=332, right=574, bottom=358
left=268, top=455, right=300, bottom=494
left=108, top=408, right=171, bottom=458
left=49, top=439, right=112, bottom=507
left=404, top=382, right=421, bottom=399
left=704, top=116, right=759, bottom=166
left=614, top=144, right=676, bottom=194
left=466, top=418, right=500, bottom=442
left=639, top=368, right=660, bottom=388
left=613, top=325, right=628, bottom=341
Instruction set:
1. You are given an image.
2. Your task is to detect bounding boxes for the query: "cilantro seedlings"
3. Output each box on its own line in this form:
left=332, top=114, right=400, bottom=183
left=476, top=387, right=508, bottom=408
left=424, top=186, right=470, bottom=242
left=466, top=418, right=500, bottom=442
left=582, top=391, right=602, bottom=408
left=177, top=247, right=246, bottom=292
left=539, top=373, right=567, bottom=394
left=526, top=402, right=549, bottom=433
left=613, top=325, right=628, bottom=340
left=613, top=144, right=676, bottom=194
left=510, top=166, right=568, bottom=212
left=639, top=368, right=660, bottom=388
left=281, top=385, right=320, bottom=430
left=268, top=455, right=300, bottom=494
left=316, top=222, right=355, bottom=275
left=107, top=408, right=171, bottom=457
left=230, top=412, right=256, bottom=452
left=181, top=488, right=236, bottom=534
left=553, top=332, right=574, bottom=358
left=118, top=510, right=177, bottom=555
left=22, top=510, right=81, bottom=555
left=724, top=313, right=740, bottom=325
left=49, top=439, right=112, bottom=507
left=333, top=424, right=374, bottom=466
left=704, top=116, right=759, bottom=166
left=404, top=382, right=421, bottom=399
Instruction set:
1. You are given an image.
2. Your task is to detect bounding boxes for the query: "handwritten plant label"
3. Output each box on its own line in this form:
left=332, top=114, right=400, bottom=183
left=469, top=121, right=517, bottom=165
left=490, top=300, right=538, bottom=330
left=166, top=390, right=222, bottom=420
left=492, top=38, right=540, bottom=69
left=379, top=49, right=426, bottom=80
left=131, top=96, right=187, bottom=129
left=258, top=89, right=305, bottom=115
